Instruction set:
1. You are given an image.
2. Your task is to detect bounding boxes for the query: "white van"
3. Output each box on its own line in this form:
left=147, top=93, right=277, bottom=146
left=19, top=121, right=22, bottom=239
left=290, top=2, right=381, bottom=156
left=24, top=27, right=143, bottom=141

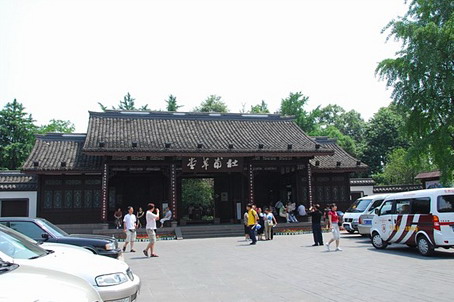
left=343, top=194, right=390, bottom=234
left=370, top=188, right=454, bottom=256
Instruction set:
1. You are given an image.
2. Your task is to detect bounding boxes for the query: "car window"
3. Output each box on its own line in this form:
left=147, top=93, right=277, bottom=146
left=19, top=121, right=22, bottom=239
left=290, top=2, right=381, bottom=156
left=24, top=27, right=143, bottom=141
left=395, top=199, right=411, bottom=214
left=380, top=200, right=393, bottom=215
left=9, top=222, right=45, bottom=240
left=411, top=198, right=431, bottom=214
left=38, top=219, right=68, bottom=237
left=346, top=199, right=372, bottom=213
left=369, top=199, right=384, bottom=211
left=438, top=195, right=454, bottom=213
left=0, top=222, right=8, bottom=227
left=0, top=228, right=47, bottom=259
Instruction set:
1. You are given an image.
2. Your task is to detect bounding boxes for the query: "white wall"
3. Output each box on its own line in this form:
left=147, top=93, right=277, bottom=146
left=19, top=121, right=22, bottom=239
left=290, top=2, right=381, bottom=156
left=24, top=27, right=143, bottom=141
left=350, top=185, right=374, bottom=197
left=0, top=191, right=37, bottom=217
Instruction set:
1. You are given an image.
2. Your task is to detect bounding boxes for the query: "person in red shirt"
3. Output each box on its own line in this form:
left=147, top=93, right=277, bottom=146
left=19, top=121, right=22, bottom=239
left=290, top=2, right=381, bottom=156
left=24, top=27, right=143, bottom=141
left=325, top=203, right=342, bottom=252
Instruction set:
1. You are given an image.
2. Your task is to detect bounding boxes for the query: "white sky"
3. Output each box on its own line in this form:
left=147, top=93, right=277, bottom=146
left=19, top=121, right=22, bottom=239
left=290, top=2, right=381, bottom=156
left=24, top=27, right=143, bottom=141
left=0, top=0, right=408, bottom=132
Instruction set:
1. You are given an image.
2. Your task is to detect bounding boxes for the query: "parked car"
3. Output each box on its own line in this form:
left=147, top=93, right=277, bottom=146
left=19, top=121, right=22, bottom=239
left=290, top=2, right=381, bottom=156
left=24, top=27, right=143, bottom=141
left=0, top=217, right=121, bottom=258
left=0, top=257, right=102, bottom=302
left=371, top=188, right=454, bottom=256
left=0, top=224, right=140, bottom=301
left=343, top=194, right=390, bottom=234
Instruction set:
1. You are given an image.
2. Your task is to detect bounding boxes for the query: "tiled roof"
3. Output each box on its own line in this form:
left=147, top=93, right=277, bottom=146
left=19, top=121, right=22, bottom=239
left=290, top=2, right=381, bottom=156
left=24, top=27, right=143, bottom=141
left=350, top=178, right=375, bottom=186
left=0, top=171, right=37, bottom=191
left=22, top=134, right=103, bottom=173
left=415, top=171, right=441, bottom=180
left=310, top=137, right=368, bottom=172
left=83, top=111, right=333, bottom=157
left=373, top=184, right=423, bottom=193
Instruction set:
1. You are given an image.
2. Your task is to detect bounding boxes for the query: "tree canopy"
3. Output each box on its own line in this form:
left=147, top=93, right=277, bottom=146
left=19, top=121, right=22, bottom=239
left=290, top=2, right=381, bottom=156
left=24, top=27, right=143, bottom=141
left=37, top=119, right=75, bottom=134
left=0, top=100, right=36, bottom=170
left=250, top=100, right=270, bottom=113
left=376, top=0, right=454, bottom=184
left=98, top=92, right=149, bottom=111
left=165, top=94, right=182, bottom=112
left=194, top=95, right=228, bottom=113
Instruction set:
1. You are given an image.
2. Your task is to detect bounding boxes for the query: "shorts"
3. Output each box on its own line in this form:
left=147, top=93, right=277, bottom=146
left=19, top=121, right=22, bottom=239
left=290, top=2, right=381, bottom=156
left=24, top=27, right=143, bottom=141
left=125, top=229, right=137, bottom=242
left=331, top=224, right=340, bottom=240
left=244, top=225, right=248, bottom=235
left=146, top=228, right=157, bottom=243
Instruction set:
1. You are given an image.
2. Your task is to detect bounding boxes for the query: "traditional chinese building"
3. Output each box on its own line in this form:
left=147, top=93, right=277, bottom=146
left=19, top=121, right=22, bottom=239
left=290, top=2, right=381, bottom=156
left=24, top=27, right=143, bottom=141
left=21, top=111, right=367, bottom=224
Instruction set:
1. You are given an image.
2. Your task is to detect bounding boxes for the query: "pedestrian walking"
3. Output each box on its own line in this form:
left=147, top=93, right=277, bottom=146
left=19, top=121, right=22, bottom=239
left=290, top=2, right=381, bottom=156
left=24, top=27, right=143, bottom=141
left=246, top=204, right=258, bottom=245
left=325, top=203, right=342, bottom=251
left=243, top=210, right=250, bottom=241
left=143, top=203, right=160, bottom=257
left=122, top=206, right=137, bottom=252
left=257, top=208, right=265, bottom=240
left=308, top=204, right=323, bottom=246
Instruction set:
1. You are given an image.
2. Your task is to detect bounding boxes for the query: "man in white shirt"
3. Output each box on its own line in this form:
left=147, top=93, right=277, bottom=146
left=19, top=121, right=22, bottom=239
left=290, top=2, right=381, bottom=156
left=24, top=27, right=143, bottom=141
left=297, top=204, right=307, bottom=221
left=143, top=203, right=160, bottom=257
left=123, top=206, right=137, bottom=252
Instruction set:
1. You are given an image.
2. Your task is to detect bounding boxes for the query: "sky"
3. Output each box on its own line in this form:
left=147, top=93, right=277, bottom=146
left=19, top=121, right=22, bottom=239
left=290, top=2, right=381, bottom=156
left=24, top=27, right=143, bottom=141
left=0, top=0, right=409, bottom=132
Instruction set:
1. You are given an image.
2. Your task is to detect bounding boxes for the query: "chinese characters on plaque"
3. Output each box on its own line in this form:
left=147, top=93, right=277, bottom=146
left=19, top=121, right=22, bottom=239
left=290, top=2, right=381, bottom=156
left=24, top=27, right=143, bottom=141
left=183, top=157, right=243, bottom=173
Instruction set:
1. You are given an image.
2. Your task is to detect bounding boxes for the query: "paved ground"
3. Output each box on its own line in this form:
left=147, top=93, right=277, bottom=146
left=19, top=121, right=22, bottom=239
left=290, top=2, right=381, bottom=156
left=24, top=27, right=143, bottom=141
left=123, top=232, right=454, bottom=302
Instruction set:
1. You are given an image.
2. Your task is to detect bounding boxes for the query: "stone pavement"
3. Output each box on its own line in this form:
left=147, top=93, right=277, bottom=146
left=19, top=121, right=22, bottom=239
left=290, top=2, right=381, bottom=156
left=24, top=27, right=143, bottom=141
left=123, top=232, right=454, bottom=302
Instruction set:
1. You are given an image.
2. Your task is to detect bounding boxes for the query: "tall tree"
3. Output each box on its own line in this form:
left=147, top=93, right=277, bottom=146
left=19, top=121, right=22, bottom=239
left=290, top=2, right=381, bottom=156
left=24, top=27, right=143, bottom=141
left=194, top=95, right=228, bottom=113
left=165, top=94, right=182, bottom=112
left=0, top=99, right=36, bottom=170
left=361, top=105, right=409, bottom=175
left=279, top=92, right=315, bottom=133
left=376, top=0, right=454, bottom=184
left=250, top=100, right=270, bottom=113
left=98, top=92, right=149, bottom=111
left=37, top=119, right=75, bottom=134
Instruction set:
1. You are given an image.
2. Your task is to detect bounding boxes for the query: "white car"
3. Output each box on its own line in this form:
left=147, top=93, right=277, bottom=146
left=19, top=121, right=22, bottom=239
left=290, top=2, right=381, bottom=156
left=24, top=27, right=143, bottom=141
left=371, top=188, right=454, bottom=256
left=343, top=194, right=390, bottom=234
left=0, top=257, right=102, bottom=302
left=0, top=224, right=140, bottom=301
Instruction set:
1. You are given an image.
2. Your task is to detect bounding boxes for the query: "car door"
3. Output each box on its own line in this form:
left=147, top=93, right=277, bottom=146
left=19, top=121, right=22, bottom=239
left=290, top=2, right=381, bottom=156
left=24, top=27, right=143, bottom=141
left=374, top=200, right=394, bottom=241
left=388, top=199, right=411, bottom=243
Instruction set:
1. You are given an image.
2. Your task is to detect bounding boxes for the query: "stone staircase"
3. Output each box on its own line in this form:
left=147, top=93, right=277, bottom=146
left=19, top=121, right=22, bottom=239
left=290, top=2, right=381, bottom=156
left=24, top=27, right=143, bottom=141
left=179, top=224, right=244, bottom=239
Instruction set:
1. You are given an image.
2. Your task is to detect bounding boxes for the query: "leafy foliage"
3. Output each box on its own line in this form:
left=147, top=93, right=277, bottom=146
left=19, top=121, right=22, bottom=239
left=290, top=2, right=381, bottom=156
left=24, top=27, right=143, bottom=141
left=165, top=95, right=182, bottom=111
left=250, top=100, right=270, bottom=113
left=181, top=178, right=214, bottom=209
left=98, top=92, right=149, bottom=111
left=279, top=92, right=316, bottom=133
left=37, top=119, right=75, bottom=134
left=0, top=100, right=36, bottom=170
left=376, top=0, right=454, bottom=184
left=194, top=95, right=228, bottom=113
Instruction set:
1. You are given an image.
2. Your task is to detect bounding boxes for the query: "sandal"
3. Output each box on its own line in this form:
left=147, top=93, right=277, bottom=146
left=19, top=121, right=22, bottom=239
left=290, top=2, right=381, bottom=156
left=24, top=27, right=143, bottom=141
left=150, top=254, right=159, bottom=257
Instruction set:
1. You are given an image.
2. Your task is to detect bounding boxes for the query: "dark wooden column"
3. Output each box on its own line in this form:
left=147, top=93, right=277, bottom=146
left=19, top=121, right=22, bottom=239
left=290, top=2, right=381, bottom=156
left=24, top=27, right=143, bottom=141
left=169, top=163, right=177, bottom=220
left=101, top=163, right=109, bottom=222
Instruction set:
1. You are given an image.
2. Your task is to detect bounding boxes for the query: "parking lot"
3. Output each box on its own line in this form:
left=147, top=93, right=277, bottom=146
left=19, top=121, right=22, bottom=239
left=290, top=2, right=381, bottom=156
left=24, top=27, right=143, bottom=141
left=123, top=232, right=454, bottom=302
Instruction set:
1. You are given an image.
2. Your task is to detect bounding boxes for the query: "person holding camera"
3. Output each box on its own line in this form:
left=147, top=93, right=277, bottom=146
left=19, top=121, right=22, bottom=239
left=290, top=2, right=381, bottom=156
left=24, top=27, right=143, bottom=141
left=308, top=204, right=323, bottom=246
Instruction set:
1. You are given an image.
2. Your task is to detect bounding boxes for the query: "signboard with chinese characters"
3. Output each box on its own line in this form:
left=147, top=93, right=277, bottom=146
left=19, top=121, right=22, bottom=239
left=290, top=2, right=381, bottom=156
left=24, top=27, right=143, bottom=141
left=182, top=157, right=243, bottom=173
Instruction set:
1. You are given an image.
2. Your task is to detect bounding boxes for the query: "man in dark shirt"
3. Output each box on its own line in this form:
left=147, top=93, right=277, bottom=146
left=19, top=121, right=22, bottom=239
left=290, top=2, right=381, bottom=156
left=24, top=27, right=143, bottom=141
left=308, top=204, right=324, bottom=246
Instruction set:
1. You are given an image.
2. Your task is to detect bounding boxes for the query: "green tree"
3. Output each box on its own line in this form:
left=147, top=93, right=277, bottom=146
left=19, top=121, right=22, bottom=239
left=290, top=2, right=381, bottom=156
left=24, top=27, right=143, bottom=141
left=311, top=126, right=359, bottom=157
left=250, top=100, right=270, bottom=113
left=361, top=106, right=409, bottom=175
left=37, top=119, right=75, bottom=134
left=376, top=0, right=454, bottom=184
left=98, top=92, right=149, bottom=111
left=374, top=147, right=436, bottom=185
left=279, top=92, right=315, bottom=133
left=165, top=94, right=182, bottom=112
left=194, top=95, right=228, bottom=113
left=181, top=178, right=214, bottom=212
left=0, top=99, right=36, bottom=170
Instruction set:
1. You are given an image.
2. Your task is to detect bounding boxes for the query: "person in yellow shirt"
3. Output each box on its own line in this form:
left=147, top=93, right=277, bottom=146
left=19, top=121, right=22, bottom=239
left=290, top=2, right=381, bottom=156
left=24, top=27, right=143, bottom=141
left=246, top=204, right=259, bottom=245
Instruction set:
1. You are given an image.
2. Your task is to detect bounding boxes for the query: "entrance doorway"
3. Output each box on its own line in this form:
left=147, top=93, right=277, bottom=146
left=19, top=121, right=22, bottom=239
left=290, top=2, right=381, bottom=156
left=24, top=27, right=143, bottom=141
left=1, top=199, right=29, bottom=217
left=181, top=178, right=214, bottom=224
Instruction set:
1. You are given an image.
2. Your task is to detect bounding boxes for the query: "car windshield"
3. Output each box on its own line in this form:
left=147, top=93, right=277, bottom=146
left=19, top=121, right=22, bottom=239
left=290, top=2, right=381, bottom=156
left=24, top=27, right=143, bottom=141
left=0, top=226, right=48, bottom=259
left=38, top=219, right=69, bottom=237
left=346, top=199, right=372, bottom=213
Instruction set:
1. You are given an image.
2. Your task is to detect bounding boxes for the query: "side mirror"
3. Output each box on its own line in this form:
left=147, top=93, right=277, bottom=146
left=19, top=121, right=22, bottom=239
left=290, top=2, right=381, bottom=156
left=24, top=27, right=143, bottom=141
left=41, top=233, right=49, bottom=241
left=375, top=208, right=380, bottom=216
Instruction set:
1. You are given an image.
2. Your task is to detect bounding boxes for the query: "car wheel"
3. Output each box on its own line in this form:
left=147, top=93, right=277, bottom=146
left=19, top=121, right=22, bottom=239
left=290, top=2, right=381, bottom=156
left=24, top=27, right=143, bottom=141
left=371, top=232, right=388, bottom=249
left=347, top=230, right=355, bottom=234
left=417, top=236, right=434, bottom=256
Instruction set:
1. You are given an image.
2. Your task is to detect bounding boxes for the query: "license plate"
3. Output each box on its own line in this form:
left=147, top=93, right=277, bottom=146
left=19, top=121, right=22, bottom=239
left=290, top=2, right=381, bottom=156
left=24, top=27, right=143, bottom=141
left=364, top=220, right=372, bottom=225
